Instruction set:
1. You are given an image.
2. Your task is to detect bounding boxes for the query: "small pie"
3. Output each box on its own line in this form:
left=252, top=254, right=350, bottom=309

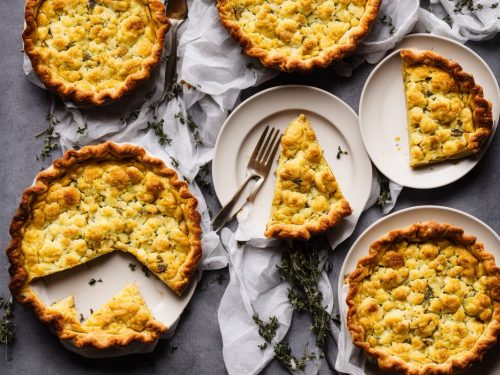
left=401, top=49, right=493, bottom=167
left=7, top=142, right=202, bottom=348
left=265, top=114, right=351, bottom=240
left=23, top=0, right=169, bottom=105
left=217, top=0, right=381, bottom=72
left=46, top=283, right=166, bottom=348
left=347, top=221, right=500, bottom=374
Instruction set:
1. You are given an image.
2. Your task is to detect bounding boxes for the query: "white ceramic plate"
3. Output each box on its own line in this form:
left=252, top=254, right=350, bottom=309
left=212, top=85, right=373, bottom=238
left=30, top=145, right=197, bottom=358
left=338, top=205, right=500, bottom=375
left=359, top=34, right=500, bottom=189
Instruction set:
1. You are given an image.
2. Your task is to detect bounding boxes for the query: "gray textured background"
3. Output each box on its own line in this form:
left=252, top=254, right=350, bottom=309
left=1, top=0, right=499, bottom=374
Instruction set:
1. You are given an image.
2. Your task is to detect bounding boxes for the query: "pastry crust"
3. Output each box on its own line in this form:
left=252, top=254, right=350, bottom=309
left=6, top=142, right=202, bottom=348
left=401, top=49, right=493, bottom=167
left=23, top=0, right=169, bottom=106
left=217, top=0, right=381, bottom=72
left=347, top=221, right=500, bottom=375
left=265, top=114, right=351, bottom=240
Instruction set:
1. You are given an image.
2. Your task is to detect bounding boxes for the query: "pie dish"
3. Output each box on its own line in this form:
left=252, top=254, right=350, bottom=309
left=6, top=142, right=202, bottom=348
left=347, top=221, right=500, bottom=374
left=46, top=283, right=166, bottom=348
left=401, top=49, right=493, bottom=167
left=217, top=0, right=381, bottom=72
left=23, top=0, right=169, bottom=105
left=265, top=114, right=351, bottom=240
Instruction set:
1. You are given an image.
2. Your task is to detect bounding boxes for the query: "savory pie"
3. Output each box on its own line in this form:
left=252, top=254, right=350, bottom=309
left=23, top=0, right=169, bottom=105
left=401, top=49, right=493, bottom=167
left=347, top=221, right=500, bottom=374
left=265, top=114, right=351, bottom=240
left=217, top=0, right=381, bottom=72
left=46, top=283, right=166, bottom=348
left=7, top=142, right=202, bottom=348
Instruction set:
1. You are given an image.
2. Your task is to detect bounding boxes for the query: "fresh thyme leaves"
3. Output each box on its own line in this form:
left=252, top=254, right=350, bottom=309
left=0, top=296, right=15, bottom=361
left=193, top=130, right=204, bottom=146
left=195, top=163, right=212, bottom=193
left=454, top=0, right=483, bottom=13
left=443, top=15, right=452, bottom=26
left=451, top=128, right=463, bottom=137
left=90, top=308, right=94, bottom=315
left=121, top=107, right=140, bottom=124
left=213, top=274, right=226, bottom=285
left=376, top=174, right=392, bottom=209
left=145, top=118, right=172, bottom=146
left=253, top=314, right=279, bottom=350
left=492, top=2, right=499, bottom=8
left=129, top=263, right=137, bottom=271
left=274, top=342, right=316, bottom=372
left=424, top=286, right=434, bottom=304
left=88, top=278, right=102, bottom=286
left=79, top=313, right=85, bottom=323
left=232, top=5, right=245, bottom=18
left=336, top=145, right=348, bottom=159
left=379, top=15, right=395, bottom=35
left=76, top=120, right=88, bottom=135
left=174, top=112, right=185, bottom=124
left=277, top=238, right=333, bottom=346
left=82, top=51, right=92, bottom=62
left=142, top=265, right=150, bottom=278
left=36, top=112, right=60, bottom=161
left=177, top=109, right=204, bottom=145
left=170, top=157, right=180, bottom=168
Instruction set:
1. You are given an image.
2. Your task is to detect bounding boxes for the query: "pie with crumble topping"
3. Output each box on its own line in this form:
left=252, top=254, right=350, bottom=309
left=46, top=283, right=166, bottom=348
left=6, top=142, right=202, bottom=348
left=401, top=49, right=493, bottom=167
left=347, top=221, right=500, bottom=374
left=23, top=0, right=169, bottom=105
left=217, top=0, right=381, bottom=72
left=265, top=114, right=351, bottom=240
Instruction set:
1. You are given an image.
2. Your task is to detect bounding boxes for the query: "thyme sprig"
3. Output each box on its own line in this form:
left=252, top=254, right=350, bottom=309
left=336, top=146, right=348, bottom=159
left=454, top=0, right=484, bottom=13
left=0, top=296, right=15, bottom=361
left=145, top=118, right=172, bottom=146
left=376, top=174, right=392, bottom=209
left=36, top=111, right=60, bottom=161
left=379, top=15, right=396, bottom=35
left=195, top=163, right=212, bottom=193
left=274, top=342, right=317, bottom=372
left=252, top=314, right=279, bottom=350
left=277, top=238, right=333, bottom=347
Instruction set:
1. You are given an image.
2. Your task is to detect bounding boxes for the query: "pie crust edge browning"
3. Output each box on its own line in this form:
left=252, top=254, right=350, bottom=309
left=22, top=0, right=170, bottom=106
left=217, top=0, right=382, bottom=72
left=346, top=221, right=500, bottom=374
left=401, top=48, right=493, bottom=166
left=6, top=142, right=202, bottom=348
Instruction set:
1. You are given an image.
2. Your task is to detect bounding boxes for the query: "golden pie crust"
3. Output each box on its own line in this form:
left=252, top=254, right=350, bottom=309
left=6, top=142, right=202, bottom=348
left=401, top=49, right=493, bottom=167
left=217, top=0, right=381, bottom=72
left=265, top=114, right=351, bottom=240
left=347, top=221, right=500, bottom=374
left=23, top=0, right=169, bottom=105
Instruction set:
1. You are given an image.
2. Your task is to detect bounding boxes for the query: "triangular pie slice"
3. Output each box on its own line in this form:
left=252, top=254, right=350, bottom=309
left=400, top=49, right=493, bottom=167
left=265, top=114, right=351, bottom=240
left=47, top=283, right=166, bottom=348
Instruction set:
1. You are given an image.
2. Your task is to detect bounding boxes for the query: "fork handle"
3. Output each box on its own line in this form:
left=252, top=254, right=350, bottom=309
left=212, top=175, right=259, bottom=232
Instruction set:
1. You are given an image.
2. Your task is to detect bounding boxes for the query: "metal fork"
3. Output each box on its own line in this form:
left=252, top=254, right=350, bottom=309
left=161, top=0, right=188, bottom=102
left=212, top=126, right=282, bottom=232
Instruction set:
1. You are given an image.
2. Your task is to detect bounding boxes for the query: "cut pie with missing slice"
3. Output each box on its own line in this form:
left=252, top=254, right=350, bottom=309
left=265, top=114, right=351, bottom=240
left=46, top=283, right=166, bottom=348
left=401, top=49, right=493, bottom=168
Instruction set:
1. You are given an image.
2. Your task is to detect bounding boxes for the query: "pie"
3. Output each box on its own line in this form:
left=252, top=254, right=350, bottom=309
left=401, top=49, right=493, bottom=167
left=265, top=114, right=351, bottom=240
left=7, top=142, right=202, bottom=348
left=46, top=283, right=166, bottom=348
left=347, top=221, right=500, bottom=374
left=217, top=0, right=381, bottom=72
left=23, top=0, right=169, bottom=105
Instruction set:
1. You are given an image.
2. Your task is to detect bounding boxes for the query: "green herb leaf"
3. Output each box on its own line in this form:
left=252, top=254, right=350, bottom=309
left=336, top=146, right=348, bottom=160
left=274, top=342, right=316, bottom=372
left=129, top=263, right=137, bottom=271
left=376, top=174, right=392, bottom=209
left=252, top=314, right=279, bottom=348
left=36, top=111, right=60, bottom=161
left=0, top=296, right=15, bottom=361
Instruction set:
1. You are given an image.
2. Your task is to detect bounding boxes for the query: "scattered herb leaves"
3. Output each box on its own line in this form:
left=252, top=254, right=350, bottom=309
left=451, top=128, right=463, bottom=137
left=274, top=342, right=316, bottom=372
left=253, top=314, right=279, bottom=349
left=376, top=174, right=392, bottom=210
left=88, top=278, right=102, bottom=286
left=36, top=112, right=60, bottom=161
left=76, top=120, right=88, bottom=135
left=454, top=0, right=484, bottom=13
left=0, top=296, right=15, bottom=361
left=144, top=118, right=171, bottom=146
left=170, top=157, right=180, bottom=168
left=232, top=5, right=245, bottom=18
left=129, top=263, right=137, bottom=271
left=379, top=15, right=396, bottom=35
left=79, top=313, right=85, bottom=323
left=336, top=145, right=348, bottom=159
left=142, top=265, right=150, bottom=278
left=195, top=163, right=212, bottom=193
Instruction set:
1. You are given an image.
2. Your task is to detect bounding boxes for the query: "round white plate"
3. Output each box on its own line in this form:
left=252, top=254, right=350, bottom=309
left=212, top=85, right=373, bottom=238
left=338, top=205, right=500, bottom=375
left=30, top=144, right=197, bottom=358
left=359, top=34, right=500, bottom=189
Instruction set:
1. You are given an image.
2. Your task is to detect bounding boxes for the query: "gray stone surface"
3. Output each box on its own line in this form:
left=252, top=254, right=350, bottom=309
left=1, top=1, right=499, bottom=374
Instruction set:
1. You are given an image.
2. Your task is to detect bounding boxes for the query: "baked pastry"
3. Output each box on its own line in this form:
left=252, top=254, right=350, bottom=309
left=6, top=142, right=202, bottom=348
left=23, top=0, right=169, bottom=105
left=46, top=283, right=166, bottom=348
left=401, top=49, right=493, bottom=167
left=217, top=0, right=381, bottom=72
left=347, top=221, right=500, bottom=374
left=265, top=114, right=351, bottom=240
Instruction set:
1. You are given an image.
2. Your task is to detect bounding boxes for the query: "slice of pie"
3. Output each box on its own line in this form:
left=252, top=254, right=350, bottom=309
left=347, top=221, right=500, bottom=374
left=400, top=49, right=493, bottom=167
left=217, top=0, right=381, bottom=72
left=46, top=283, right=166, bottom=348
left=265, top=114, right=351, bottom=240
